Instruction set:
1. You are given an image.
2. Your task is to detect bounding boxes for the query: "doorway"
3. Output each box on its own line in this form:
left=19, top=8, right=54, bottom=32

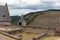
left=19, top=22, right=22, bottom=25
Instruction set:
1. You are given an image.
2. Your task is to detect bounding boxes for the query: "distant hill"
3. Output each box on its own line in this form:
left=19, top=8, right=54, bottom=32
left=47, top=9, right=60, bottom=11
left=11, top=16, right=20, bottom=25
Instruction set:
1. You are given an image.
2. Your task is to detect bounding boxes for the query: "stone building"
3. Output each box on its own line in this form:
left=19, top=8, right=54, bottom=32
left=18, top=14, right=26, bottom=26
left=0, top=3, right=11, bottom=25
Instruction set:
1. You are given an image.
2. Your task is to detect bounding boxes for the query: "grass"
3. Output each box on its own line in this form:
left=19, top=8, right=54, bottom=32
left=39, top=36, right=60, bottom=40
left=12, top=32, right=39, bottom=40
left=12, top=32, right=60, bottom=40
left=21, top=32, right=38, bottom=40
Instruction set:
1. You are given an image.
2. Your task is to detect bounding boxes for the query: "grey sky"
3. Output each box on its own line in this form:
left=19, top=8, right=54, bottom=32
left=0, top=0, right=60, bottom=16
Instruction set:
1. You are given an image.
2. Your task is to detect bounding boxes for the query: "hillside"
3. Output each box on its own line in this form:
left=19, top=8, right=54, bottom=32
left=24, top=12, right=44, bottom=25
left=27, top=9, right=60, bottom=28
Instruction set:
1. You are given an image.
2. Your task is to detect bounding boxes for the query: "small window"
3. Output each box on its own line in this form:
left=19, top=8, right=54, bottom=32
left=3, top=15, right=6, bottom=17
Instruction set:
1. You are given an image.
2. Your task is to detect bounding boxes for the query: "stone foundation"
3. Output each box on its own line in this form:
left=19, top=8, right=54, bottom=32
left=0, top=22, right=11, bottom=25
left=23, top=27, right=56, bottom=36
left=24, top=28, right=48, bottom=34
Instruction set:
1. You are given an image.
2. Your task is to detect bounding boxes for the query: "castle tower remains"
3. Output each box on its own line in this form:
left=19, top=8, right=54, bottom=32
left=0, top=3, right=11, bottom=25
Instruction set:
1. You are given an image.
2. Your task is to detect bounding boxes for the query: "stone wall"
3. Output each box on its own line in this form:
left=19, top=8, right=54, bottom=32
left=0, top=22, right=11, bottom=25
left=23, top=27, right=56, bottom=35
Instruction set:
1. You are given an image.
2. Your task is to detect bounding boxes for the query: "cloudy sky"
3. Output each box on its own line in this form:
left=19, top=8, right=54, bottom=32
left=0, top=0, right=60, bottom=16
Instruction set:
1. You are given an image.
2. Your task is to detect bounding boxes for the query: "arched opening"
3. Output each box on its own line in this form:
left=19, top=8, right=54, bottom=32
left=19, top=22, right=22, bottom=25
